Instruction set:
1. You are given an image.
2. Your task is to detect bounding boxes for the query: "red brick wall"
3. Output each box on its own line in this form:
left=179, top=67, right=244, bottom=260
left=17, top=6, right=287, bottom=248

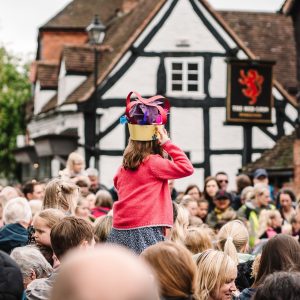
left=294, top=139, right=300, bottom=196
left=40, top=31, right=88, bottom=62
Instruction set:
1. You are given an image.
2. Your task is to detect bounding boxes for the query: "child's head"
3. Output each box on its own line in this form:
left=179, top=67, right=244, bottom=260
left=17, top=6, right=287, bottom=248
left=180, top=195, right=198, bottom=216
left=170, top=203, right=189, bottom=244
left=75, top=198, right=91, bottom=220
left=291, top=213, right=300, bottom=233
left=33, top=209, right=65, bottom=247
left=217, top=220, right=249, bottom=264
left=197, top=199, right=209, bottom=219
left=122, top=139, right=163, bottom=170
left=184, top=184, right=202, bottom=201
left=184, top=227, right=213, bottom=254
left=43, top=178, right=79, bottom=215
left=95, top=190, right=113, bottom=209
left=265, top=210, right=283, bottom=229
left=93, top=215, right=113, bottom=243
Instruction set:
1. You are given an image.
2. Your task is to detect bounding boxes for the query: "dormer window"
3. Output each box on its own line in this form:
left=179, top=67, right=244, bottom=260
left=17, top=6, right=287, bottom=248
left=166, top=58, right=204, bottom=97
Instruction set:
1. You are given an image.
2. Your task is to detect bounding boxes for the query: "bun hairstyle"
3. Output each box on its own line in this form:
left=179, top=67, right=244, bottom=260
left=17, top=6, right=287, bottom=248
left=217, top=219, right=249, bottom=265
left=43, top=178, right=79, bottom=215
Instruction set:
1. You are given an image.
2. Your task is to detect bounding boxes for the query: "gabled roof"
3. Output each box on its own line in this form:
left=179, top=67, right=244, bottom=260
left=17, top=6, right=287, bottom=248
left=241, top=132, right=295, bottom=174
left=36, top=62, right=59, bottom=89
left=219, top=11, right=297, bottom=95
left=39, top=0, right=298, bottom=113
left=41, top=0, right=124, bottom=30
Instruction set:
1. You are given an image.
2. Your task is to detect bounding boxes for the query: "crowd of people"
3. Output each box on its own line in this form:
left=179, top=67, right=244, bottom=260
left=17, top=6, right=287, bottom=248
left=1, top=91, right=300, bottom=299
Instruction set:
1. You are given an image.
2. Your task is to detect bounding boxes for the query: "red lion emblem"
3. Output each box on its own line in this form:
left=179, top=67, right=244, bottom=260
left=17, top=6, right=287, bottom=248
left=238, top=69, right=264, bottom=105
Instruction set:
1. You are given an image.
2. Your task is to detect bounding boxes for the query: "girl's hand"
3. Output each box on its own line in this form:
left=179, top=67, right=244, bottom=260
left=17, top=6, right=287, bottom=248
left=157, top=127, right=170, bottom=145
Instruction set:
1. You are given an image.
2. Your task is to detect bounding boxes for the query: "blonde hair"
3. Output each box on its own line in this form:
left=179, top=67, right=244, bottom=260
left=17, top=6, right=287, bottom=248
left=29, top=199, right=43, bottom=218
left=37, top=208, right=65, bottom=229
left=257, top=209, right=281, bottom=238
left=93, top=215, right=113, bottom=243
left=180, top=195, right=197, bottom=208
left=43, top=179, right=79, bottom=214
left=217, top=220, right=249, bottom=265
left=196, top=249, right=236, bottom=300
left=95, top=190, right=113, bottom=208
left=170, top=204, right=189, bottom=244
left=66, top=152, right=85, bottom=172
left=185, top=227, right=213, bottom=254
left=141, top=241, right=197, bottom=299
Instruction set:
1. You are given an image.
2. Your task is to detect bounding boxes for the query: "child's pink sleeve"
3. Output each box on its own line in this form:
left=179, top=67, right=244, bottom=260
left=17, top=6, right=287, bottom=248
left=149, top=141, right=194, bottom=179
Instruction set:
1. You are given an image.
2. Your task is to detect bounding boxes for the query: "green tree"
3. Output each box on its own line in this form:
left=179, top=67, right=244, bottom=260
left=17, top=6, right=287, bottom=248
left=0, top=47, right=31, bottom=180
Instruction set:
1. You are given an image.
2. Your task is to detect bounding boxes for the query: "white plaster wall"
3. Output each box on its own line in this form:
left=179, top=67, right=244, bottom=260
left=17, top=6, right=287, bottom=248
left=210, top=107, right=243, bottom=149
left=102, top=57, right=159, bottom=99
left=252, top=127, right=275, bottom=149
left=210, top=154, right=241, bottom=191
left=100, top=107, right=126, bottom=150
left=175, top=168, right=205, bottom=192
left=57, top=60, right=87, bottom=105
left=99, top=156, right=123, bottom=188
left=171, top=107, right=204, bottom=163
left=285, top=103, right=298, bottom=122
left=144, top=0, right=225, bottom=52
left=284, top=121, right=295, bottom=135
left=209, top=57, right=226, bottom=97
left=252, top=153, right=262, bottom=162
left=272, top=88, right=284, bottom=100
left=34, top=81, right=56, bottom=115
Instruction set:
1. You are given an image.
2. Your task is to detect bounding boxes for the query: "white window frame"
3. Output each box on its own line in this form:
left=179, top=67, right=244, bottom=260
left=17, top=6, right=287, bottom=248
left=166, top=57, right=205, bottom=98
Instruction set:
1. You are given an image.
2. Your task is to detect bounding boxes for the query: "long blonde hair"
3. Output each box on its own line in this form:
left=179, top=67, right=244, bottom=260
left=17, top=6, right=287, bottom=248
left=122, top=139, right=163, bottom=170
left=217, top=220, right=249, bottom=265
left=170, top=204, right=189, bottom=244
left=43, top=178, right=79, bottom=215
left=196, top=249, right=236, bottom=300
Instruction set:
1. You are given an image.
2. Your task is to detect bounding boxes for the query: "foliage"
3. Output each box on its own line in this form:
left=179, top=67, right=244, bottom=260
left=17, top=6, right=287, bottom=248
left=0, top=47, right=31, bottom=179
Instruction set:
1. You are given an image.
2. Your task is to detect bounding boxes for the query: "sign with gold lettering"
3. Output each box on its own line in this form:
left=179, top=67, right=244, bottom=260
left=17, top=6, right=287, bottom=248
left=226, top=59, right=275, bottom=125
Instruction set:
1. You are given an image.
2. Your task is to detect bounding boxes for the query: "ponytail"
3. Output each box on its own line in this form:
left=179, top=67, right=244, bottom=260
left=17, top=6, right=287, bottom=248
left=223, top=236, right=239, bottom=265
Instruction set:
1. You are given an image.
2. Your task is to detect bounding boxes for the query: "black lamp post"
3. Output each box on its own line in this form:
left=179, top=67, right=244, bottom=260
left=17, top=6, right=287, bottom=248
left=85, top=15, right=106, bottom=168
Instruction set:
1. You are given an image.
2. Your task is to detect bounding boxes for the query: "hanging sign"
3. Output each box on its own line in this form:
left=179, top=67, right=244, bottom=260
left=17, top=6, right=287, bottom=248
left=226, top=59, right=275, bottom=125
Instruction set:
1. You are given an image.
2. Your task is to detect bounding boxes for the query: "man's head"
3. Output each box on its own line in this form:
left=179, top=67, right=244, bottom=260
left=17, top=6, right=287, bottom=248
left=215, top=172, right=229, bottom=191
left=253, top=168, right=269, bottom=185
left=50, top=245, right=159, bottom=300
left=22, top=181, right=44, bottom=201
left=213, top=190, right=232, bottom=211
left=50, top=216, right=95, bottom=260
left=86, top=168, right=99, bottom=189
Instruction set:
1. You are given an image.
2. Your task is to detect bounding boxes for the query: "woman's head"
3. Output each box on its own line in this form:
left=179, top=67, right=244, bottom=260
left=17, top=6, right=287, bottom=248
left=43, top=178, right=79, bottom=214
left=33, top=208, right=65, bottom=247
left=95, top=190, right=113, bottom=209
left=254, top=184, right=271, bottom=207
left=204, top=176, right=219, bottom=199
left=185, top=227, right=213, bottom=254
left=10, top=245, right=53, bottom=288
left=184, top=184, right=202, bottom=201
left=217, top=220, right=249, bottom=265
left=122, top=139, right=163, bottom=170
left=66, top=152, right=85, bottom=174
left=277, top=189, right=295, bottom=209
left=196, top=249, right=237, bottom=300
left=141, top=241, right=196, bottom=299
left=254, top=234, right=300, bottom=286
left=180, top=195, right=198, bottom=216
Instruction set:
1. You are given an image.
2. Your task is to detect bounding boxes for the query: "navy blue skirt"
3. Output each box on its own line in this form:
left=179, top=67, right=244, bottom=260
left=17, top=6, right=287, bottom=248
left=107, top=226, right=165, bottom=254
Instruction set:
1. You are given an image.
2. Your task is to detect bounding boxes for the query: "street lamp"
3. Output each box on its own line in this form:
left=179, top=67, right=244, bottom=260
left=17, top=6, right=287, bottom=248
left=85, top=15, right=106, bottom=168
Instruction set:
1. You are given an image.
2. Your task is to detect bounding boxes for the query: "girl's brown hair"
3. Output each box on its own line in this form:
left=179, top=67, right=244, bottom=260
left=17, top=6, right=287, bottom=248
left=122, top=139, right=163, bottom=170
left=95, top=190, right=113, bottom=208
left=254, top=234, right=300, bottom=287
left=185, top=227, right=213, bottom=254
left=93, top=215, right=113, bottom=243
left=141, top=241, right=197, bottom=299
left=203, top=176, right=220, bottom=201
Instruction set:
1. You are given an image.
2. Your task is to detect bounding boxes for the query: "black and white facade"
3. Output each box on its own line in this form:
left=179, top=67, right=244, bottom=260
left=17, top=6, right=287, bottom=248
left=27, top=0, right=297, bottom=190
